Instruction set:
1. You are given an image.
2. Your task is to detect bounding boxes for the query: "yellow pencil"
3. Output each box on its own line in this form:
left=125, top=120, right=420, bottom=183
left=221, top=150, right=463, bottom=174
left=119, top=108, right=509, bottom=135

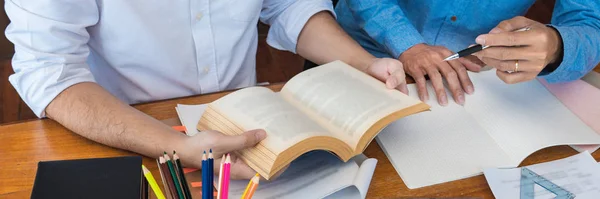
left=241, top=173, right=260, bottom=199
left=142, top=165, right=166, bottom=199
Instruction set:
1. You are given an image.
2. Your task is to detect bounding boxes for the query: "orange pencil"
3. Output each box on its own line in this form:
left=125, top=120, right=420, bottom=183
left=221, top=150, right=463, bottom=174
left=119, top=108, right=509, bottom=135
left=241, top=173, right=260, bottom=199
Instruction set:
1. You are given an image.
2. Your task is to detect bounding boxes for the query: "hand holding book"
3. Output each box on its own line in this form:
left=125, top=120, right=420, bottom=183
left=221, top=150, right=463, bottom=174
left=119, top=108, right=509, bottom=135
left=179, top=129, right=267, bottom=180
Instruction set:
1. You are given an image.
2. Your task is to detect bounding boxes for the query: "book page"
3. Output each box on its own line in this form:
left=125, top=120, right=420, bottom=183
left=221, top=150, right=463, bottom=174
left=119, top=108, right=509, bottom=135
left=210, top=87, right=332, bottom=154
left=465, top=71, right=600, bottom=163
left=280, top=61, right=423, bottom=148
left=377, top=84, right=513, bottom=189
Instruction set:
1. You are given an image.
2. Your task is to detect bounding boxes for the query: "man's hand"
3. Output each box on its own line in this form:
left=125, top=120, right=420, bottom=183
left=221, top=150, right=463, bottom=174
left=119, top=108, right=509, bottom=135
left=181, top=129, right=267, bottom=180
left=399, top=44, right=483, bottom=106
left=365, top=58, right=409, bottom=94
left=474, top=16, right=563, bottom=84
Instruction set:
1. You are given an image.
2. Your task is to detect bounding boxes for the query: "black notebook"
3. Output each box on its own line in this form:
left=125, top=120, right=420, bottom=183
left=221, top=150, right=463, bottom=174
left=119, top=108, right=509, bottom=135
left=31, top=156, right=148, bottom=199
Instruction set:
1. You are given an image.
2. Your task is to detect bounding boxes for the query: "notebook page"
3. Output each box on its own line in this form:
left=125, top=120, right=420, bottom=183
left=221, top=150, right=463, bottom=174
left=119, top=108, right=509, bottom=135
left=540, top=78, right=600, bottom=152
left=352, top=157, right=377, bottom=199
left=465, top=71, right=600, bottom=164
left=377, top=84, right=512, bottom=189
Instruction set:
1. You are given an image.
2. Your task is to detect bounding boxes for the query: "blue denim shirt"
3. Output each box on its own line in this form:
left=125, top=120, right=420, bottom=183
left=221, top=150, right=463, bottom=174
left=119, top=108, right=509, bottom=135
left=335, top=0, right=600, bottom=83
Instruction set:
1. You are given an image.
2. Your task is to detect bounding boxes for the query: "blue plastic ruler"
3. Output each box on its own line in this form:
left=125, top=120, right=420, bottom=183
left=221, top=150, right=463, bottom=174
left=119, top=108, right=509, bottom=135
left=520, top=167, right=575, bottom=199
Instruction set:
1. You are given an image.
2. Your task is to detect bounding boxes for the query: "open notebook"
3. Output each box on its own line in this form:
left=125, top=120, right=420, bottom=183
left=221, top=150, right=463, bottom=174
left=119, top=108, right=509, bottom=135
left=377, top=70, right=600, bottom=189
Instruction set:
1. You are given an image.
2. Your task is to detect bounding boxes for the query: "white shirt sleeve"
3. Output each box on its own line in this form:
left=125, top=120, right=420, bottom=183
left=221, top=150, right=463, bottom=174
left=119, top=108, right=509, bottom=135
left=5, top=0, right=99, bottom=117
left=260, top=0, right=335, bottom=54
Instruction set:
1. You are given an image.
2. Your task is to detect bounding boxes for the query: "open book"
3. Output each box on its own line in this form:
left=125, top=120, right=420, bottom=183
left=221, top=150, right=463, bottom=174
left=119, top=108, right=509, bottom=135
left=197, top=61, right=429, bottom=179
left=377, top=70, right=600, bottom=189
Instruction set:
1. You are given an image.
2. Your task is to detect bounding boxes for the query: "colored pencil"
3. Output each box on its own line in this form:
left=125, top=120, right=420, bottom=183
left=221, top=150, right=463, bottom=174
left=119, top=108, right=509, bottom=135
left=216, top=154, right=225, bottom=199
left=142, top=165, right=166, bottom=199
left=241, top=174, right=260, bottom=199
left=221, top=154, right=231, bottom=199
left=156, top=158, right=172, bottom=199
left=165, top=152, right=185, bottom=199
left=208, top=149, right=214, bottom=199
left=173, top=151, right=192, bottom=199
left=202, top=151, right=209, bottom=199
left=160, top=156, right=178, bottom=199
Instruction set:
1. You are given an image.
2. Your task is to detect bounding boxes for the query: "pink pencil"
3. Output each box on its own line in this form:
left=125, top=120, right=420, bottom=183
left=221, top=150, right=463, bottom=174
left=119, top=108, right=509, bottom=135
left=221, top=154, right=231, bottom=199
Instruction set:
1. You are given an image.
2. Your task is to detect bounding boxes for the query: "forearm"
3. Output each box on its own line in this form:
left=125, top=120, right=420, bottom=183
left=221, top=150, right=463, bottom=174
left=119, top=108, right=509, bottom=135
left=296, top=11, right=375, bottom=72
left=46, top=82, right=187, bottom=159
left=341, top=0, right=424, bottom=58
left=543, top=0, right=600, bottom=82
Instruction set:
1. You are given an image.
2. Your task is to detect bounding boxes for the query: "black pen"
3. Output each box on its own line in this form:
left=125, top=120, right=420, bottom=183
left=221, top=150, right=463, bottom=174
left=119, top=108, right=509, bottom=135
left=443, top=27, right=531, bottom=61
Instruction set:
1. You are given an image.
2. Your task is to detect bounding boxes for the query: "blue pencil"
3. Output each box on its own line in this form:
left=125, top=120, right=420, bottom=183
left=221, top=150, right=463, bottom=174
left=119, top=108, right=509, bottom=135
left=208, top=149, right=214, bottom=199
left=202, top=151, right=208, bottom=199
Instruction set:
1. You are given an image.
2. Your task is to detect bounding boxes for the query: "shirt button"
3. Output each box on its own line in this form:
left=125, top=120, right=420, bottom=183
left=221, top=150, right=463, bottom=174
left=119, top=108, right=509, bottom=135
left=451, top=16, right=457, bottom=22
left=196, top=13, right=203, bottom=21
left=203, top=67, right=210, bottom=74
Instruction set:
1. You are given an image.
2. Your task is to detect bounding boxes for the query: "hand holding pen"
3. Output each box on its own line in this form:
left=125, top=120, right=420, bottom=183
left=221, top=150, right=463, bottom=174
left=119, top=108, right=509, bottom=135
left=469, top=16, right=563, bottom=84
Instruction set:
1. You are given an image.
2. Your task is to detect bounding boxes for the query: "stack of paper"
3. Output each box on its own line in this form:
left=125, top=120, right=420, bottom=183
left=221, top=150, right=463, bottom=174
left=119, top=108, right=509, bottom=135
left=484, top=152, right=600, bottom=199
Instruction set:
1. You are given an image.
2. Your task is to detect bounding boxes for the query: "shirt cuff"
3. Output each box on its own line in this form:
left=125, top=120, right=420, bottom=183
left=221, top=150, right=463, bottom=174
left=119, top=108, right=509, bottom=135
left=265, top=0, right=335, bottom=53
left=540, top=25, right=587, bottom=83
left=9, top=63, right=96, bottom=118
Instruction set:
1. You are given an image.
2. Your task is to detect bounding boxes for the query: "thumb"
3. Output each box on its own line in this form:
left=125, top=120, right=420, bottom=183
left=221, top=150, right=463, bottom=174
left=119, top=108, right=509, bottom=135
left=218, top=129, right=267, bottom=153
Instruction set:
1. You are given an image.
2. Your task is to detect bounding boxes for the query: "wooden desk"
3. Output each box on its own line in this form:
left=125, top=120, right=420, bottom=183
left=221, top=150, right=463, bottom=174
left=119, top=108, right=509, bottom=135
left=1, top=84, right=599, bottom=198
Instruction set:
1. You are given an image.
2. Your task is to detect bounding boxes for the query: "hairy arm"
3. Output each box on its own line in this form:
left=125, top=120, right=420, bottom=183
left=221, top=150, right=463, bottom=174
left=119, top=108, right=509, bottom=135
left=46, top=83, right=187, bottom=159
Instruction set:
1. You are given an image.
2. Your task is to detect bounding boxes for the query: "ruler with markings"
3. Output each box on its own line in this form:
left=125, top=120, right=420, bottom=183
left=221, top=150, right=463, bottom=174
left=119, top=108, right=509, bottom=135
left=520, top=167, right=575, bottom=199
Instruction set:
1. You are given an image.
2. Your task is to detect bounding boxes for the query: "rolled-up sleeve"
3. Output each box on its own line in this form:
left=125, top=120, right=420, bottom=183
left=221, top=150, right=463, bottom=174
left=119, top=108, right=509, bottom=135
left=541, top=0, right=600, bottom=83
left=260, top=0, right=334, bottom=53
left=342, top=0, right=425, bottom=59
left=5, top=0, right=99, bottom=117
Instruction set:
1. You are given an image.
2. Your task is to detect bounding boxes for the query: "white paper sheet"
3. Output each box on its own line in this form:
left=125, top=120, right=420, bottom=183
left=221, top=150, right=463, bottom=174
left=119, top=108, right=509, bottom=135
left=224, top=151, right=377, bottom=199
left=377, top=83, right=513, bottom=189
left=175, top=104, right=207, bottom=136
left=484, top=152, right=600, bottom=199
left=377, top=70, right=600, bottom=189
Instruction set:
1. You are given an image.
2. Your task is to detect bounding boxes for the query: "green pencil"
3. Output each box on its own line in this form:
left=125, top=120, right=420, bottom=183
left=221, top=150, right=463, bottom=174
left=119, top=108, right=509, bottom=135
left=165, top=152, right=185, bottom=199
left=174, top=151, right=192, bottom=199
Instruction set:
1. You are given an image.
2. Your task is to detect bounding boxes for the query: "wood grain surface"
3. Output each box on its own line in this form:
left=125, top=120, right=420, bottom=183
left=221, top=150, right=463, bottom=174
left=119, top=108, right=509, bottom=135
left=1, top=84, right=599, bottom=199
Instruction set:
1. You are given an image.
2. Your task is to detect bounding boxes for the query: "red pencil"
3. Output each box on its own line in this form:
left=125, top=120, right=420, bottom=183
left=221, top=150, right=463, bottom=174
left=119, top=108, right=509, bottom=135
left=160, top=156, right=178, bottom=199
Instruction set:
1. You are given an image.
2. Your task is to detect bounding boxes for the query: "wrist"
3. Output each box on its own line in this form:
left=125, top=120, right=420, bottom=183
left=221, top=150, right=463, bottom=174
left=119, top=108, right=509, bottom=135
left=547, top=26, right=563, bottom=65
left=173, top=134, right=203, bottom=168
left=399, top=43, right=427, bottom=61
